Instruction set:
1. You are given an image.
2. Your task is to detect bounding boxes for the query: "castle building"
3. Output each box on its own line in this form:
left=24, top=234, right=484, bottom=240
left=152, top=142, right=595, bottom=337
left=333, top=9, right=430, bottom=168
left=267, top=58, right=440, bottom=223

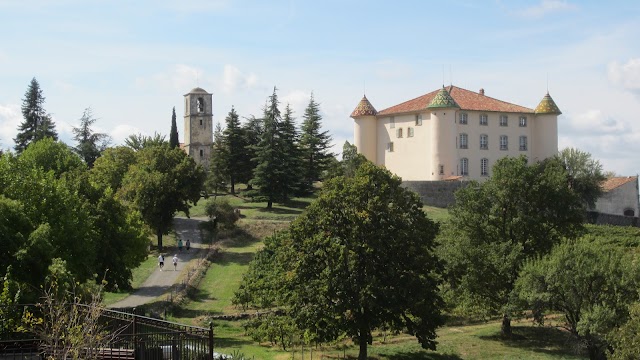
left=351, top=85, right=562, bottom=181
left=183, top=87, right=213, bottom=169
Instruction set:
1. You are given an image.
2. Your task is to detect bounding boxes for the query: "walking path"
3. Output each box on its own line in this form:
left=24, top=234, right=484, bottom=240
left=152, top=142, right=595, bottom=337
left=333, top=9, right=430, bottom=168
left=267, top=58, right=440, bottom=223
left=108, top=216, right=207, bottom=309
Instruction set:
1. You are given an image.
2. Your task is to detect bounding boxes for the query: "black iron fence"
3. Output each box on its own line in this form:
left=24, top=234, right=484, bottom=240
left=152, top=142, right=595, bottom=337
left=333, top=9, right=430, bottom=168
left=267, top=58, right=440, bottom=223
left=0, top=305, right=215, bottom=360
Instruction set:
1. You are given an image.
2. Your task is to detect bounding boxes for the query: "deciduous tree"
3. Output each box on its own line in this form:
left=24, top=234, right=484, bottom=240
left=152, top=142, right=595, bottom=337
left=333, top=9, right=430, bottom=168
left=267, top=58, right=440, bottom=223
left=559, top=147, right=606, bottom=208
left=118, top=145, right=205, bottom=251
left=235, top=162, right=444, bottom=360
left=439, top=156, right=585, bottom=335
left=516, top=239, right=639, bottom=359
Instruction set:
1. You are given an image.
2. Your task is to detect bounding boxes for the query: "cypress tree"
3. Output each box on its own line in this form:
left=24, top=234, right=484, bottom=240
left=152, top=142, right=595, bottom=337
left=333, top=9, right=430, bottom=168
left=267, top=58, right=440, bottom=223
left=299, top=93, right=333, bottom=194
left=169, top=107, right=179, bottom=149
left=14, top=78, right=58, bottom=153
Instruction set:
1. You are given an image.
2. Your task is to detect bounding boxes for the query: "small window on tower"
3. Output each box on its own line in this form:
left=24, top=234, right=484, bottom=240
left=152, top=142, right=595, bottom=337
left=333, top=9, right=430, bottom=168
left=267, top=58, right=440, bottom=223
left=199, top=149, right=204, bottom=157
left=199, top=119, right=203, bottom=126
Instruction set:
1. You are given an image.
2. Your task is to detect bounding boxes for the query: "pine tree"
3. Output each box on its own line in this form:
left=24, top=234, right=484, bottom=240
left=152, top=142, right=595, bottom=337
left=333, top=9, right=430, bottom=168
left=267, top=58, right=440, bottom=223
left=250, top=87, right=290, bottom=209
left=208, top=122, right=228, bottom=197
left=222, top=106, right=246, bottom=194
left=170, top=107, right=179, bottom=149
left=14, top=78, right=58, bottom=153
left=72, top=107, right=111, bottom=168
left=241, top=115, right=263, bottom=190
left=299, top=93, right=333, bottom=194
left=280, top=103, right=303, bottom=195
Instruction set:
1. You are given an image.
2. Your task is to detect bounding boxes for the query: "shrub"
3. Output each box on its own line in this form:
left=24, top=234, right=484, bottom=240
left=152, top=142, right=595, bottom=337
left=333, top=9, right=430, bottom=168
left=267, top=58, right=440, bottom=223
left=204, top=198, right=239, bottom=229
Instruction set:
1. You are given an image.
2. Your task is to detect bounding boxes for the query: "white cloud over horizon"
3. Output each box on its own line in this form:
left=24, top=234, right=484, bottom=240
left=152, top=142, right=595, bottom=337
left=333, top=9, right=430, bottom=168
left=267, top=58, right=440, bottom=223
left=222, top=65, right=258, bottom=94
left=608, top=58, right=640, bottom=94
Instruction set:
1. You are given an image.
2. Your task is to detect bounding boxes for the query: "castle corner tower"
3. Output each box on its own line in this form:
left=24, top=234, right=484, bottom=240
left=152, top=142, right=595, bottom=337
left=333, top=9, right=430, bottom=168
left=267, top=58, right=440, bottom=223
left=184, top=87, right=213, bottom=169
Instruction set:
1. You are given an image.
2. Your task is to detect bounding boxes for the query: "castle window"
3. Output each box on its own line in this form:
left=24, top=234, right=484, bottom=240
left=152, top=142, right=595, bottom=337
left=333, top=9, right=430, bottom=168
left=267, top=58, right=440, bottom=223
left=480, top=134, right=488, bottom=149
left=519, top=136, right=528, bottom=151
left=500, top=135, right=508, bottom=150
left=390, top=117, right=395, bottom=129
left=459, top=113, right=468, bottom=125
left=386, top=142, right=394, bottom=152
left=396, top=128, right=403, bottom=138
left=199, top=149, right=204, bottom=157
left=519, top=116, right=527, bottom=127
left=197, top=98, right=204, bottom=113
left=480, top=114, right=488, bottom=126
left=415, top=114, right=422, bottom=126
left=439, top=165, right=444, bottom=175
left=624, top=208, right=635, bottom=217
left=408, top=127, right=414, bottom=137
left=199, top=118, right=203, bottom=126
left=481, top=158, right=489, bottom=176
left=459, top=133, right=468, bottom=149
left=460, top=158, right=468, bottom=176
left=500, top=115, right=508, bottom=127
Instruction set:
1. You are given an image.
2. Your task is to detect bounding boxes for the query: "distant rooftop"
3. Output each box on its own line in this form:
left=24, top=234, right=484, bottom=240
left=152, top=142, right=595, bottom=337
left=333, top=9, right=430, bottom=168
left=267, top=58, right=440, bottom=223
left=602, top=176, right=638, bottom=192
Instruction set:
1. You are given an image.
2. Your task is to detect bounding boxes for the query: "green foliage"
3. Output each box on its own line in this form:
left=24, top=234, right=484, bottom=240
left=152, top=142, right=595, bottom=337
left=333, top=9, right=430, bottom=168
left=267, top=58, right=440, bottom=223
left=124, top=132, right=167, bottom=150
left=438, top=156, right=585, bottom=331
left=244, top=312, right=297, bottom=350
left=240, top=115, right=262, bottom=188
left=89, top=146, right=137, bottom=191
left=222, top=106, right=248, bottom=194
left=279, top=104, right=303, bottom=195
left=204, top=197, right=239, bottom=229
left=72, top=107, right=111, bottom=168
left=14, top=77, right=58, bottom=153
left=208, top=122, right=229, bottom=195
left=170, top=106, right=179, bottom=149
left=516, top=239, right=639, bottom=359
left=250, top=87, right=295, bottom=208
left=118, top=144, right=205, bottom=250
left=18, top=137, right=85, bottom=177
left=608, top=302, right=640, bottom=359
left=298, top=93, right=333, bottom=193
left=236, top=162, right=444, bottom=360
left=559, top=147, right=606, bottom=208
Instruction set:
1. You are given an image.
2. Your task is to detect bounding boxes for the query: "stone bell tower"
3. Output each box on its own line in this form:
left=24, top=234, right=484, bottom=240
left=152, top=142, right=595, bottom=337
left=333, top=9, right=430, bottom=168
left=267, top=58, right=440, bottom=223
left=184, top=87, right=213, bottom=169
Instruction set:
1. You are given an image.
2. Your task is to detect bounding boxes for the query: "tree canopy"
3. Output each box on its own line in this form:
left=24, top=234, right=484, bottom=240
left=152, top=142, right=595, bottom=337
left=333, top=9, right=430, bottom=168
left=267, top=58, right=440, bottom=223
left=235, top=161, right=444, bottom=360
left=298, top=93, right=333, bottom=194
left=438, top=156, right=585, bottom=334
left=559, top=147, right=606, bottom=208
left=14, top=77, right=58, bottom=153
left=118, top=144, right=205, bottom=250
left=169, top=107, right=179, bottom=149
left=516, top=238, right=639, bottom=359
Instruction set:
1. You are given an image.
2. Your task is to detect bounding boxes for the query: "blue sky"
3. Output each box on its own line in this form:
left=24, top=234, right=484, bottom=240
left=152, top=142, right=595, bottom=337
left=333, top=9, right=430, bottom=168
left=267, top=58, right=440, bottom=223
left=1, top=0, right=639, bottom=175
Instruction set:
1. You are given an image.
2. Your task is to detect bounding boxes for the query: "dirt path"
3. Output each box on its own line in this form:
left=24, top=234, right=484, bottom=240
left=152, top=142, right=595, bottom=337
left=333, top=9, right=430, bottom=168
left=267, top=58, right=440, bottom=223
left=108, top=216, right=207, bottom=309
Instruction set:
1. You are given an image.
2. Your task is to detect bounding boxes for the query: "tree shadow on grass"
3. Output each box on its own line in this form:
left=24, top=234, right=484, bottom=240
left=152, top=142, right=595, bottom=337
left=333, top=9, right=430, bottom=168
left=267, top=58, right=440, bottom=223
left=478, top=325, right=585, bottom=358
left=212, top=251, right=255, bottom=266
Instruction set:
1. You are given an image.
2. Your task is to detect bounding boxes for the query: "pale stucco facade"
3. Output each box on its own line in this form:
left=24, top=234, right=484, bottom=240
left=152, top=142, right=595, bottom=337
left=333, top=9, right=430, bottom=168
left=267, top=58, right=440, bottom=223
left=593, top=176, right=640, bottom=217
left=351, top=85, right=561, bottom=181
left=183, top=87, right=213, bottom=169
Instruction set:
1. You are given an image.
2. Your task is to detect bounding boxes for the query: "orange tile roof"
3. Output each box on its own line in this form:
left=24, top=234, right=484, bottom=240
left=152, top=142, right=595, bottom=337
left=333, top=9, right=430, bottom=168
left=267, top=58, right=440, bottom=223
left=601, top=176, right=638, bottom=192
left=377, top=85, right=535, bottom=116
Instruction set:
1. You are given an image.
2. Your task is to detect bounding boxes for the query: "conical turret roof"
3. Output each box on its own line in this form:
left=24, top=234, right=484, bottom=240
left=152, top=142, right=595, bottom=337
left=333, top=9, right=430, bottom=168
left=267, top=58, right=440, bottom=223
left=535, top=92, right=562, bottom=115
left=427, top=86, right=460, bottom=109
left=351, top=95, right=377, bottom=117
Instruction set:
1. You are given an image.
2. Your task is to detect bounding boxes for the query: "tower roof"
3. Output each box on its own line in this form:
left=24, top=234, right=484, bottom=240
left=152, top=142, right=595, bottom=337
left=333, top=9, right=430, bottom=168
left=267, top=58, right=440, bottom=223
left=185, top=87, right=210, bottom=95
left=427, top=86, right=460, bottom=109
left=535, top=92, right=562, bottom=115
left=350, top=95, right=377, bottom=117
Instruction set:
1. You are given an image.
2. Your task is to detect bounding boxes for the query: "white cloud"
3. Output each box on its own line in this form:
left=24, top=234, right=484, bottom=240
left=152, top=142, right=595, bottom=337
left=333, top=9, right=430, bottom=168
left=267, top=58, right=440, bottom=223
left=608, top=58, right=640, bottom=93
left=135, top=64, right=210, bottom=92
left=0, top=104, right=21, bottom=150
left=222, top=65, right=258, bottom=93
left=565, top=110, right=630, bottom=135
left=281, top=89, right=309, bottom=116
left=110, top=124, right=143, bottom=146
left=517, top=0, right=577, bottom=18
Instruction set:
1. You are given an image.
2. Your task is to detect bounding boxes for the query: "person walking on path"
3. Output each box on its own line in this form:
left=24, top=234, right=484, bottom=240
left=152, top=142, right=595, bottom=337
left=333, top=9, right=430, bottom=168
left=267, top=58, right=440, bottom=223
left=186, top=239, right=190, bottom=251
left=172, top=254, right=178, bottom=271
left=178, top=239, right=183, bottom=251
left=158, top=254, right=164, bottom=271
